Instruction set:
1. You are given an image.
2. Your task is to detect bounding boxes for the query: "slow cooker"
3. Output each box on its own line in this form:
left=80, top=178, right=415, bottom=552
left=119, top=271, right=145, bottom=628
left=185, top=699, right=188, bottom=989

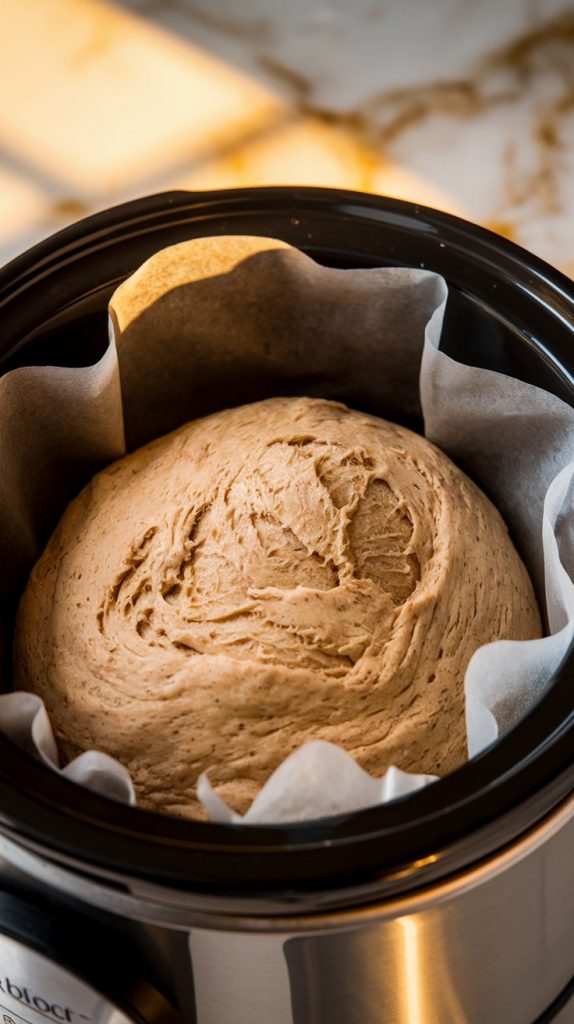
left=0, top=187, right=571, bottom=1024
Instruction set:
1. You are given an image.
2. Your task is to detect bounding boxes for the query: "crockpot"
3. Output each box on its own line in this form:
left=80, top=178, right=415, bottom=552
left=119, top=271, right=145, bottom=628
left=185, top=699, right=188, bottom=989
left=0, top=187, right=572, bottom=1024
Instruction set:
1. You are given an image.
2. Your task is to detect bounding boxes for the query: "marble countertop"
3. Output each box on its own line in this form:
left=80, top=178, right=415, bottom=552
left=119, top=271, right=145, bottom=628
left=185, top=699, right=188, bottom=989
left=0, top=0, right=573, bottom=275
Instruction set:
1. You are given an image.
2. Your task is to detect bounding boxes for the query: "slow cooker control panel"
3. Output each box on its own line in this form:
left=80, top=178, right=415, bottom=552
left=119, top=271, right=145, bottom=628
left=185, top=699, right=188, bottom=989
left=0, top=884, right=181, bottom=1024
left=0, top=933, right=133, bottom=1024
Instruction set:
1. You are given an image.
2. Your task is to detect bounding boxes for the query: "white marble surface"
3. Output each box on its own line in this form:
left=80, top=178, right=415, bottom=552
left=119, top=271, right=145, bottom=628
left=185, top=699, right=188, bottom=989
left=0, top=0, right=573, bottom=274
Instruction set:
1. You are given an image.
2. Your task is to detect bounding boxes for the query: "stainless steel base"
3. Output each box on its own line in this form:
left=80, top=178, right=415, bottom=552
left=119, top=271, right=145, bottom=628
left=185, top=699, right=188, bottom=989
left=2, top=792, right=573, bottom=1024
left=185, top=794, right=574, bottom=1023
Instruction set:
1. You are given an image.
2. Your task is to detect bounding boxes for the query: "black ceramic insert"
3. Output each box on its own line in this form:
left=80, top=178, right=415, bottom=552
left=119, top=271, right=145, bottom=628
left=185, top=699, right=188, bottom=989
left=0, top=187, right=571, bottom=895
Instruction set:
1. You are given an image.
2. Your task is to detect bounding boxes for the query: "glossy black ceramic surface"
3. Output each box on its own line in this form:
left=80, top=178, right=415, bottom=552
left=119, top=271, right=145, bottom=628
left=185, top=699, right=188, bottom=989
left=0, top=187, right=571, bottom=895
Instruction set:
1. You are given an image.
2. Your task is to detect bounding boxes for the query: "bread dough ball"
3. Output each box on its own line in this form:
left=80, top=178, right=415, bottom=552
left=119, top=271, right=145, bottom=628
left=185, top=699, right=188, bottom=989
left=14, top=397, right=541, bottom=818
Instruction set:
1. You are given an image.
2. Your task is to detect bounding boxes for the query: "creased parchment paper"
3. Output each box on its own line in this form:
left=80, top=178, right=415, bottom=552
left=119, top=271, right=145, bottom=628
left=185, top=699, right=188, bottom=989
left=0, top=236, right=572, bottom=824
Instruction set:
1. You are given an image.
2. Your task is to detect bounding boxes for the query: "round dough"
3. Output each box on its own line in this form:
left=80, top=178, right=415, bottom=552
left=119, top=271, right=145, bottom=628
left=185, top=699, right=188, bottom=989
left=14, top=397, right=541, bottom=818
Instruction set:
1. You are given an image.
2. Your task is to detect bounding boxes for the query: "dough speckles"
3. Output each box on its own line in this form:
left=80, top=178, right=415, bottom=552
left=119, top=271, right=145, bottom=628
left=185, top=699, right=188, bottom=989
left=14, top=397, right=541, bottom=819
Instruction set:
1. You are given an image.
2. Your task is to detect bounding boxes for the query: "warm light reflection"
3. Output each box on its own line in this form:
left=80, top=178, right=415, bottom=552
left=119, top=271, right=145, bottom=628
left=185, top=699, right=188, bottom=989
left=412, top=854, right=439, bottom=869
left=0, top=166, right=47, bottom=243
left=178, top=114, right=469, bottom=217
left=0, top=0, right=469, bottom=262
left=397, top=913, right=467, bottom=1021
left=399, top=917, right=427, bottom=1023
left=0, top=0, right=282, bottom=192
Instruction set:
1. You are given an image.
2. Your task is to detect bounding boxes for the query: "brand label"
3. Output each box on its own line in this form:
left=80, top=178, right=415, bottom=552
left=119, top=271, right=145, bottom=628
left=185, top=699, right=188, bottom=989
left=0, top=976, right=90, bottom=1022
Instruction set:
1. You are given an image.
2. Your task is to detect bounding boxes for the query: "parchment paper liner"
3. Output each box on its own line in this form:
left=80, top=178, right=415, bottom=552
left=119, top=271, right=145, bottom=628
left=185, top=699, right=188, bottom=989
left=0, top=236, right=572, bottom=824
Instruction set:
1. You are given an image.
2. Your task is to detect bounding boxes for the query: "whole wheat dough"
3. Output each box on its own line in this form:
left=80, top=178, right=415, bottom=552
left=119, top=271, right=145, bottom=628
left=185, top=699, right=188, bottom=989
left=14, top=397, right=541, bottom=818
